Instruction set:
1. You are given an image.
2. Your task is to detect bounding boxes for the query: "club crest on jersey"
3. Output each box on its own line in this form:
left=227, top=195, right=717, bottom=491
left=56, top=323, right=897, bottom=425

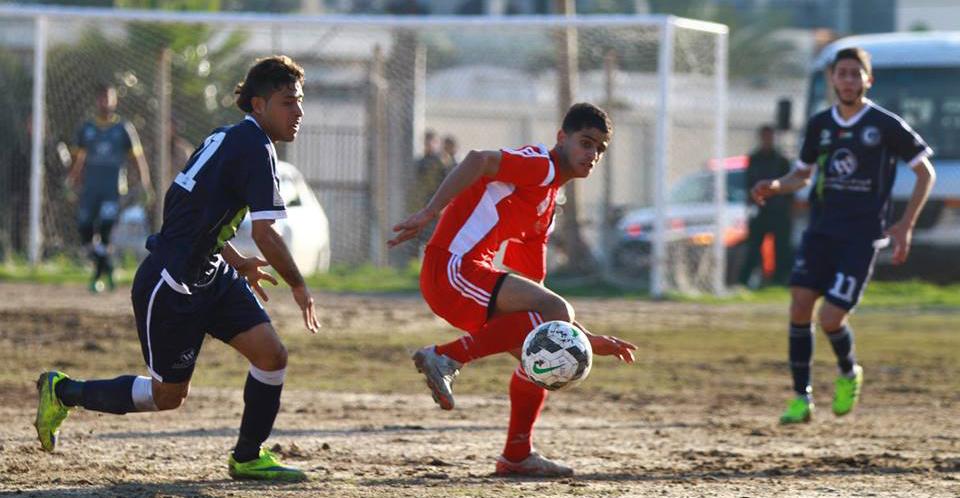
left=861, top=126, right=881, bottom=147
left=829, top=148, right=858, bottom=178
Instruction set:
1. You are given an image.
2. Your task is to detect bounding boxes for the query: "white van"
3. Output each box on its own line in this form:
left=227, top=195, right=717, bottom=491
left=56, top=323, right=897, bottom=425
left=808, top=32, right=960, bottom=246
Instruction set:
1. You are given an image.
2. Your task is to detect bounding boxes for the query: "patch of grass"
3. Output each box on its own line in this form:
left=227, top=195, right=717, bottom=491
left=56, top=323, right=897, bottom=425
left=6, top=254, right=960, bottom=308
left=305, top=261, right=420, bottom=293
left=0, top=252, right=140, bottom=285
left=671, top=280, right=960, bottom=308
left=7, top=304, right=956, bottom=400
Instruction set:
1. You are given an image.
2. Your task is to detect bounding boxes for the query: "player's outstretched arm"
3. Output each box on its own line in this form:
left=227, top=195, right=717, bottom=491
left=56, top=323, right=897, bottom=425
left=388, top=150, right=501, bottom=247
left=751, top=166, right=813, bottom=206
left=132, top=151, right=154, bottom=205
left=251, top=219, right=320, bottom=333
left=574, top=320, right=637, bottom=363
left=222, top=242, right=278, bottom=302
left=885, top=157, right=935, bottom=265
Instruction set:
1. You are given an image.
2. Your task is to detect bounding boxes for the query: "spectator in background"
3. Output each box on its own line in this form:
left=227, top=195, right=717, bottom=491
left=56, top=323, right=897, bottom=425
left=738, top=124, right=793, bottom=287
left=409, top=129, right=448, bottom=254
left=68, top=83, right=153, bottom=293
left=442, top=135, right=459, bottom=170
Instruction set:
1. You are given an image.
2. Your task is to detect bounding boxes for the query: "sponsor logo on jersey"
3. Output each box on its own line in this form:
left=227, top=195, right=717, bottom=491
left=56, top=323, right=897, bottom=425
left=839, top=130, right=853, bottom=140
left=861, top=126, right=881, bottom=147
left=829, top=148, right=858, bottom=178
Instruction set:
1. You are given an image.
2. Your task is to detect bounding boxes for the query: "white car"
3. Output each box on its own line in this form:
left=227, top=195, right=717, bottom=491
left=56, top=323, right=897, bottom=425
left=231, top=160, right=331, bottom=276
left=114, top=160, right=331, bottom=276
left=611, top=161, right=751, bottom=282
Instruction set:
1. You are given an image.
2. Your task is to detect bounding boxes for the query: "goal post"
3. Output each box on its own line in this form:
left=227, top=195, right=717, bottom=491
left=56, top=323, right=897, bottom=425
left=0, top=5, right=728, bottom=296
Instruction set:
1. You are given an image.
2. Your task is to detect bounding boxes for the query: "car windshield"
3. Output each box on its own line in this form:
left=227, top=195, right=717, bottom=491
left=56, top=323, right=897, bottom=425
left=668, top=170, right=746, bottom=204
left=808, top=67, right=960, bottom=161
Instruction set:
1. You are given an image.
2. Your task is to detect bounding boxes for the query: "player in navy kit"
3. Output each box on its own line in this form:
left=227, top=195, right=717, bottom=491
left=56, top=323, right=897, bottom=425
left=34, top=56, right=320, bottom=481
left=69, top=83, right=153, bottom=292
left=752, top=47, right=935, bottom=423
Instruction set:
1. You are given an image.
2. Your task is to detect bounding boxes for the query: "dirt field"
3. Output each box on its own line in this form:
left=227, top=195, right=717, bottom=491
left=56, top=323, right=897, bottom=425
left=0, top=281, right=958, bottom=498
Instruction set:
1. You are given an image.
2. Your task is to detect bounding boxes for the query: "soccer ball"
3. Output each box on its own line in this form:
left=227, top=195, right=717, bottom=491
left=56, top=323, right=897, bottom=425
left=521, top=320, right=593, bottom=391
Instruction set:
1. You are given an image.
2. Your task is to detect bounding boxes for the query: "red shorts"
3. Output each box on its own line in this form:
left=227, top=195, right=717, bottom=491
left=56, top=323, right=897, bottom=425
left=421, top=246, right=507, bottom=333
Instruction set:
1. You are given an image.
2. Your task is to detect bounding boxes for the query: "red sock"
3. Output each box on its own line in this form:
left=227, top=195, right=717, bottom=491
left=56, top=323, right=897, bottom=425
left=502, top=365, right=547, bottom=462
left=435, top=312, right=542, bottom=364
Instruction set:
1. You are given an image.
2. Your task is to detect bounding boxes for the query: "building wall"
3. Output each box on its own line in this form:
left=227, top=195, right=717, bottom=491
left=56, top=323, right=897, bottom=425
left=896, top=0, right=960, bottom=32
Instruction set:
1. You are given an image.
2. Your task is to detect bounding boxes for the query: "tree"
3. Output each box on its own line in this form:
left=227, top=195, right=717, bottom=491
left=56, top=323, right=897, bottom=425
left=647, top=0, right=803, bottom=81
left=40, top=1, right=251, bottom=250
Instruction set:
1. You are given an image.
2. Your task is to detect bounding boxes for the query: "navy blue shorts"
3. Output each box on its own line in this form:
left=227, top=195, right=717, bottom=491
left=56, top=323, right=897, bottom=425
left=77, top=188, right=120, bottom=226
left=131, top=254, right=270, bottom=383
left=789, top=231, right=882, bottom=311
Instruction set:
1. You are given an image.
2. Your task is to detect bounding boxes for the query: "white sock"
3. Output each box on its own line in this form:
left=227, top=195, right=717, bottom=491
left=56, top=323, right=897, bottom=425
left=131, top=376, right=159, bottom=411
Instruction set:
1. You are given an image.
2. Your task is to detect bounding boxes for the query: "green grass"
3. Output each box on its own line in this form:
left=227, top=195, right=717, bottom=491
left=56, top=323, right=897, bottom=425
left=305, top=262, right=420, bottom=293
left=5, top=301, right=957, bottom=399
left=5, top=257, right=960, bottom=308
left=671, top=280, right=960, bottom=308
left=0, top=253, right=140, bottom=285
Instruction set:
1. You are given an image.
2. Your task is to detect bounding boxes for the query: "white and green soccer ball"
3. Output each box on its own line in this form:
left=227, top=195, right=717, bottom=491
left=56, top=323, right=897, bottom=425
left=521, top=320, right=593, bottom=391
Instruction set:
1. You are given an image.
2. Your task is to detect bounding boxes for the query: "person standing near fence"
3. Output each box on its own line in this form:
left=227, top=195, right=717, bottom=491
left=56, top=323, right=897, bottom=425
left=738, top=124, right=793, bottom=287
left=751, top=47, right=935, bottom=424
left=35, top=55, right=320, bottom=481
left=68, top=83, right=154, bottom=293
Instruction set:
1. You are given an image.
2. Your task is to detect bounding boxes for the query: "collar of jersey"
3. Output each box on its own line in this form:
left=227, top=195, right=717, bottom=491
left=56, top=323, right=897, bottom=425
left=244, top=115, right=270, bottom=136
left=831, top=98, right=874, bottom=128
left=93, top=114, right=119, bottom=128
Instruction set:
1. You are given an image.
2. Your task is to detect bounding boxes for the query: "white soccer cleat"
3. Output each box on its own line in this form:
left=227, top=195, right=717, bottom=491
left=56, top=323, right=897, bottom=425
left=412, top=346, right=461, bottom=410
left=495, top=452, right=574, bottom=477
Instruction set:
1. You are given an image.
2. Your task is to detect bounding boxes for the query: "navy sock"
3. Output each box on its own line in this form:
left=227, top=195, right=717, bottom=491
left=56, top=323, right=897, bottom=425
left=826, top=325, right=857, bottom=375
left=788, top=323, right=814, bottom=398
left=234, top=373, right=283, bottom=463
left=54, top=378, right=85, bottom=407
left=78, top=376, right=138, bottom=414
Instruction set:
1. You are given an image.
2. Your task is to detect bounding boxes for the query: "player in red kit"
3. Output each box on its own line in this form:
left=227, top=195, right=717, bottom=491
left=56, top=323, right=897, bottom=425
left=388, top=103, right=637, bottom=477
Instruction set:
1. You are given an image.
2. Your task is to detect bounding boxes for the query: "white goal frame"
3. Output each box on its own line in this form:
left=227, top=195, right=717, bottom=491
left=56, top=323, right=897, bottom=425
left=1, top=4, right=728, bottom=296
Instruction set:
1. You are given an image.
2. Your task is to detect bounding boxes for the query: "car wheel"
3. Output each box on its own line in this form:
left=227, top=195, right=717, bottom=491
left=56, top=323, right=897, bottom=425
left=612, top=241, right=652, bottom=277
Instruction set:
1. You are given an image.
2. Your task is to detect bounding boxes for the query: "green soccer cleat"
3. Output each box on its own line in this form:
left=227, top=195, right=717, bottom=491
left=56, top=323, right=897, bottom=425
left=779, top=396, right=813, bottom=424
left=34, top=371, right=72, bottom=452
left=833, top=364, right=863, bottom=416
left=228, top=449, right=307, bottom=482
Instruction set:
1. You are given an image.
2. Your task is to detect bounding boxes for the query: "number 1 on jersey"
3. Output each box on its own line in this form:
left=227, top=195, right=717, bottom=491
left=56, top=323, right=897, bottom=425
left=175, top=131, right=226, bottom=192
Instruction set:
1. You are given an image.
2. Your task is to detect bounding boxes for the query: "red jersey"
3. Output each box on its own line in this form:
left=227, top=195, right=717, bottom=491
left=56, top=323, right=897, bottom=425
left=427, top=144, right=558, bottom=281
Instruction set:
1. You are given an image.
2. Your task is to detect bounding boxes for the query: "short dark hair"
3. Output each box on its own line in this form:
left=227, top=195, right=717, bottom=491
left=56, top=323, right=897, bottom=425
left=758, top=124, right=775, bottom=135
left=235, top=55, right=305, bottom=113
left=831, top=47, right=872, bottom=77
left=561, top=103, right=612, bottom=135
left=94, top=82, right=115, bottom=97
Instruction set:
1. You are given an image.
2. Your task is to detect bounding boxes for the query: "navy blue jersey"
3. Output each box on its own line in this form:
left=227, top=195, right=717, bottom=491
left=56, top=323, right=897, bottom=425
left=76, top=117, right=141, bottom=195
left=798, top=100, right=933, bottom=240
left=149, top=116, right=286, bottom=288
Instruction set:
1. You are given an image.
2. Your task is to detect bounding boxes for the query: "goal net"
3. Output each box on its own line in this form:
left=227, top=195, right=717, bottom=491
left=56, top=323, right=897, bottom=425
left=0, top=5, right=728, bottom=295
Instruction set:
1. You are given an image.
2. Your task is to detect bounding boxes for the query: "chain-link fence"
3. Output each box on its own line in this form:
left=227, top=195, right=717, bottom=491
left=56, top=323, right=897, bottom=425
left=1, top=5, right=736, bottom=295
